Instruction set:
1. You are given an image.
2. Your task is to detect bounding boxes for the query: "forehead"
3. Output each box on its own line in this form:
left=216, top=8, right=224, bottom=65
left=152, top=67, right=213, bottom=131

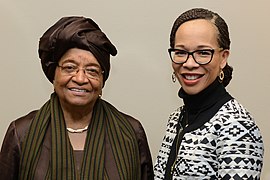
left=175, top=19, right=219, bottom=48
left=59, top=48, right=100, bottom=66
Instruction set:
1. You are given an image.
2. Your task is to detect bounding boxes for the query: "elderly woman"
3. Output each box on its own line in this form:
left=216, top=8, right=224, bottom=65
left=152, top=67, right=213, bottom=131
left=0, top=16, right=154, bottom=179
left=154, top=8, right=264, bottom=179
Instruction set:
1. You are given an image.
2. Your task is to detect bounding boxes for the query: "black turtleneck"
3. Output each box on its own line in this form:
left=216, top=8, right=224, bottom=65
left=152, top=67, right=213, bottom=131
left=164, top=79, right=233, bottom=179
left=178, top=78, right=233, bottom=132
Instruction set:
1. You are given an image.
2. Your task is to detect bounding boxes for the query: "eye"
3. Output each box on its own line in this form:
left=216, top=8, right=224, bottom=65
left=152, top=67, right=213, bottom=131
left=85, top=67, right=101, bottom=76
left=174, top=49, right=187, bottom=57
left=61, top=64, right=77, bottom=73
left=196, top=50, right=212, bottom=57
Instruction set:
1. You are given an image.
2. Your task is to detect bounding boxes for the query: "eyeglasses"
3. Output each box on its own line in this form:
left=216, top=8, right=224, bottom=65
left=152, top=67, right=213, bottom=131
left=168, top=48, right=223, bottom=65
left=57, top=64, right=104, bottom=80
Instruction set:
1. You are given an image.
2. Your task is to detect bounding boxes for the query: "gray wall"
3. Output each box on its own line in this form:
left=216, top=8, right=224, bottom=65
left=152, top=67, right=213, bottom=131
left=1, top=0, right=269, bottom=178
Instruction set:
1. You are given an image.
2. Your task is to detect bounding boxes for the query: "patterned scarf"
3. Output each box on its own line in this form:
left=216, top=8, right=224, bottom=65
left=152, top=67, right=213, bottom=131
left=19, top=93, right=140, bottom=179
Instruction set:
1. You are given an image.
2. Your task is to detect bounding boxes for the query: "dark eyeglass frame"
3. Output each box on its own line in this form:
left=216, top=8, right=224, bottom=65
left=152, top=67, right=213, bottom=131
left=168, top=48, right=223, bottom=65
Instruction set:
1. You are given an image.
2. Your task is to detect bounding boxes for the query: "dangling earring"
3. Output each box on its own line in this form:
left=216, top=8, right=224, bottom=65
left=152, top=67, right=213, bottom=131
left=172, top=72, right=176, bottom=83
left=218, top=70, right=224, bottom=83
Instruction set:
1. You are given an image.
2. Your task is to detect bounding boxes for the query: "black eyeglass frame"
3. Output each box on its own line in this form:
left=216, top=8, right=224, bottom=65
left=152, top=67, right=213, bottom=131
left=168, top=48, right=223, bottom=65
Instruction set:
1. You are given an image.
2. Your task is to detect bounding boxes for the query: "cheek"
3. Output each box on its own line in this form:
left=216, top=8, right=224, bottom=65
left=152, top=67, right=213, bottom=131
left=90, top=80, right=103, bottom=93
left=53, top=79, right=63, bottom=95
left=204, top=63, right=220, bottom=78
left=53, top=73, right=71, bottom=90
left=53, top=71, right=62, bottom=85
left=172, top=63, right=181, bottom=72
left=53, top=77, right=64, bottom=86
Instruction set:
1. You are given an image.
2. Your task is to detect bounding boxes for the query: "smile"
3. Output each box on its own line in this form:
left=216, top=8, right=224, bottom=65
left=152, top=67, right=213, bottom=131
left=69, top=88, right=89, bottom=92
left=182, top=74, right=203, bottom=80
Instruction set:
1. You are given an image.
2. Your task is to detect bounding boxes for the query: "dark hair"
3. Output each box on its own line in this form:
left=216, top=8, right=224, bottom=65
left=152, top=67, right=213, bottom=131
left=170, top=8, right=233, bottom=87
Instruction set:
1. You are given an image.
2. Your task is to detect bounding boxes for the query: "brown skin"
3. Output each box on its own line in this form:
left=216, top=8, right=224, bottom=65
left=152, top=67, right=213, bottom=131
left=53, top=48, right=104, bottom=149
left=172, top=19, right=229, bottom=95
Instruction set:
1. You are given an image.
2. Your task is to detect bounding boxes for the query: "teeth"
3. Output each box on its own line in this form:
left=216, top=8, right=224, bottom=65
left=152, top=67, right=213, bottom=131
left=70, top=88, right=87, bottom=92
left=185, top=75, right=200, bottom=80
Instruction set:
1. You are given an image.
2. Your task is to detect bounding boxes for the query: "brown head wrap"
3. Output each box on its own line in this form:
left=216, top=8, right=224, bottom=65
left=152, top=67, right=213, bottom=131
left=38, top=16, right=117, bottom=85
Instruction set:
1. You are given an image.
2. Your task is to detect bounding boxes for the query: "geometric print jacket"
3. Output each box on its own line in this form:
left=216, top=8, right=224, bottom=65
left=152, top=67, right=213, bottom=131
left=154, top=99, right=264, bottom=180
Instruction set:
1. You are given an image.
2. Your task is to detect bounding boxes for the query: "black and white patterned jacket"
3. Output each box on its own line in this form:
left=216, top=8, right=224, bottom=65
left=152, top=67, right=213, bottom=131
left=154, top=99, right=264, bottom=180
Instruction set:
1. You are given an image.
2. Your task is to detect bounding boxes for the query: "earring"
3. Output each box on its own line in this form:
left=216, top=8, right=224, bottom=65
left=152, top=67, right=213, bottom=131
left=99, top=92, right=102, bottom=98
left=172, top=72, right=176, bottom=83
left=218, top=70, right=224, bottom=83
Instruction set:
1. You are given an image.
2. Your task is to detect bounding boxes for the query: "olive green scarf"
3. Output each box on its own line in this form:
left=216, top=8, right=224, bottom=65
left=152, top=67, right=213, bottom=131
left=19, top=93, right=140, bottom=179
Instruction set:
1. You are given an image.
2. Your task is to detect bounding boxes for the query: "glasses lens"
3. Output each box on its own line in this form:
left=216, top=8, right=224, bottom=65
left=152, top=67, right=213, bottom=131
left=170, top=49, right=187, bottom=64
left=61, top=65, right=77, bottom=75
left=59, top=64, right=102, bottom=80
left=84, top=67, right=102, bottom=79
left=193, top=50, right=213, bottom=64
left=169, top=49, right=216, bottom=65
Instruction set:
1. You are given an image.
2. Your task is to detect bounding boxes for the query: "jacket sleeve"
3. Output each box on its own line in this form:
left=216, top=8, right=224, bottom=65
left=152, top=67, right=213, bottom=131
left=216, top=115, right=264, bottom=179
left=136, top=122, right=154, bottom=180
left=0, top=122, right=21, bottom=180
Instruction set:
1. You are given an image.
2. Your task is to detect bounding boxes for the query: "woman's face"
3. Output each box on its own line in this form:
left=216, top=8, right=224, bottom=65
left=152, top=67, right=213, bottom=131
left=172, top=19, right=229, bottom=95
left=53, top=48, right=103, bottom=109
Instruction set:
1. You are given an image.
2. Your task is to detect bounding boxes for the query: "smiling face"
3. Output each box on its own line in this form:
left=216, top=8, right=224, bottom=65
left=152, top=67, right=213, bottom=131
left=53, top=48, right=103, bottom=110
left=172, top=19, right=229, bottom=95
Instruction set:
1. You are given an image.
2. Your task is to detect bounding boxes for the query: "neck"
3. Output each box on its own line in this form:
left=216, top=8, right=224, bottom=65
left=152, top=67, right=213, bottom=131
left=60, top=101, right=95, bottom=129
left=178, top=78, right=232, bottom=127
left=179, top=79, right=225, bottom=111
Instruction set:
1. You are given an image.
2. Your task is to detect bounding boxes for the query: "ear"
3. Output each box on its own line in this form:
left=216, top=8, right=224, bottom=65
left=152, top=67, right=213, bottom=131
left=220, top=49, right=230, bottom=69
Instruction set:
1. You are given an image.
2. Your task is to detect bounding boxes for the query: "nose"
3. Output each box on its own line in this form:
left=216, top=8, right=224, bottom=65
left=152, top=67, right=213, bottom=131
left=182, top=54, right=200, bottom=68
left=72, top=69, right=89, bottom=84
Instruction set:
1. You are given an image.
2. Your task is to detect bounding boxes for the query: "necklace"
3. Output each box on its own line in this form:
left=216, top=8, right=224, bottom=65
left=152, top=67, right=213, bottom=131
left=66, top=125, right=88, bottom=133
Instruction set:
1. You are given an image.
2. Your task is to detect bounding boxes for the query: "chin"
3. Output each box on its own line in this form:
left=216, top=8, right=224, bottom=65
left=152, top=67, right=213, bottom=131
left=66, top=98, right=95, bottom=108
left=68, top=101, right=89, bottom=107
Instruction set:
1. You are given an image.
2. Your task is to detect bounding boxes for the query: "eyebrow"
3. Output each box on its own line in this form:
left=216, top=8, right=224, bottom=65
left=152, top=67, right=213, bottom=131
left=61, top=59, right=101, bottom=68
left=174, top=45, right=213, bottom=50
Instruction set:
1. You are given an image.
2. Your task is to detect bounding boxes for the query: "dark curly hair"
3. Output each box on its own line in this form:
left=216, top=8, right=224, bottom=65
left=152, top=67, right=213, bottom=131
left=170, top=8, right=233, bottom=87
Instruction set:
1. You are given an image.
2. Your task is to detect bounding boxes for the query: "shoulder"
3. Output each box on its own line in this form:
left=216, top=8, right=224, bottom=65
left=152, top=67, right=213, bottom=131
left=213, top=99, right=255, bottom=125
left=212, top=99, right=263, bottom=148
left=10, top=110, right=38, bottom=144
left=0, top=110, right=38, bottom=165
left=219, top=99, right=253, bottom=119
left=168, top=106, right=184, bottom=123
left=165, top=106, right=184, bottom=129
left=102, top=99, right=146, bottom=134
left=120, top=112, right=145, bottom=135
left=119, top=112, right=150, bottom=147
left=212, top=99, right=260, bottom=130
left=14, top=111, right=37, bottom=129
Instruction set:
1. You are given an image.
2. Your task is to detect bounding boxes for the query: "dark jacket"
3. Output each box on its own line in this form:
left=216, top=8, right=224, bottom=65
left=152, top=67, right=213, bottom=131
left=0, top=110, right=154, bottom=180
